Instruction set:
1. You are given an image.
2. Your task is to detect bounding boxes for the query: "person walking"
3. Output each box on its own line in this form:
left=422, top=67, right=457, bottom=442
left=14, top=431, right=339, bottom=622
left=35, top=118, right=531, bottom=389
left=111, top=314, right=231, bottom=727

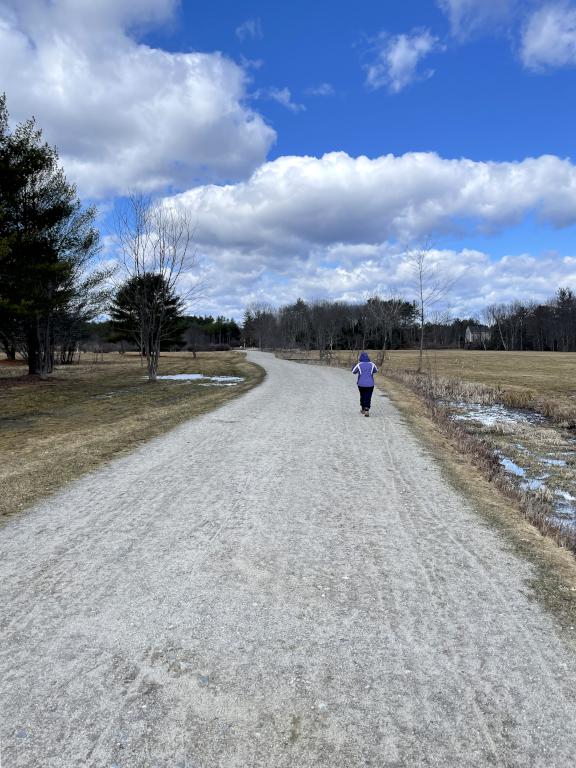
left=352, top=352, right=378, bottom=417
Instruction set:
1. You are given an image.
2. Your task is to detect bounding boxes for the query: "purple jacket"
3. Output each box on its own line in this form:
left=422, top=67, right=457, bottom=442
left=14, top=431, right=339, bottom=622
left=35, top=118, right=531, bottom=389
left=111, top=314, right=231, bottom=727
left=352, top=353, right=378, bottom=386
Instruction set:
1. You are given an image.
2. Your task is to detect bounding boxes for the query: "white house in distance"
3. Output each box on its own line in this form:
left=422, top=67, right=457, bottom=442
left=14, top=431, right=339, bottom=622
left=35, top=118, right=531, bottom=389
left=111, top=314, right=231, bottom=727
left=465, top=325, right=491, bottom=348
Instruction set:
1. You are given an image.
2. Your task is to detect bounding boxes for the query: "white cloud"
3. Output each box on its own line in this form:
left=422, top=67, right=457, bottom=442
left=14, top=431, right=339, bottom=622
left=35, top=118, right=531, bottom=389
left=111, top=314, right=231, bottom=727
left=254, top=87, right=306, bottom=113
left=235, top=18, right=263, bottom=41
left=305, top=83, right=335, bottom=96
left=0, top=0, right=275, bottom=198
left=158, top=150, right=576, bottom=318
left=172, top=151, right=576, bottom=254
left=521, top=3, right=576, bottom=70
left=437, top=0, right=523, bottom=38
left=366, top=30, right=443, bottom=93
left=185, top=243, right=576, bottom=321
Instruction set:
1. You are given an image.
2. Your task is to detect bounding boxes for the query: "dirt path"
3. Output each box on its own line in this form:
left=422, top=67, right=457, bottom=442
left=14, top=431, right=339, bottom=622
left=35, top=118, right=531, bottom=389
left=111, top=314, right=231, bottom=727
left=1, top=352, right=576, bottom=767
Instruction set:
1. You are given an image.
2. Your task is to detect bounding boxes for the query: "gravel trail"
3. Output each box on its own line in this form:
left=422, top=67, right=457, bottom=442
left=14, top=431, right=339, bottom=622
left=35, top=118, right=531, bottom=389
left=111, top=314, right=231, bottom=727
left=1, top=351, right=576, bottom=767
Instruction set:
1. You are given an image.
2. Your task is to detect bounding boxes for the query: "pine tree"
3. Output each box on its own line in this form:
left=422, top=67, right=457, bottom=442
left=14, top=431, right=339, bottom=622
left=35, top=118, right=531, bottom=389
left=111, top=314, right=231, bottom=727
left=110, top=273, right=185, bottom=356
left=0, top=95, right=105, bottom=375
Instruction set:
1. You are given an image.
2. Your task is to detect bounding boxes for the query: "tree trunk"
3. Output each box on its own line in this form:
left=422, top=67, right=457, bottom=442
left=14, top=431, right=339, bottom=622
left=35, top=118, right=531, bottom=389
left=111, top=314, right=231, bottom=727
left=37, top=317, right=53, bottom=378
left=377, top=324, right=387, bottom=367
left=418, top=306, right=424, bottom=373
left=27, top=326, right=40, bottom=375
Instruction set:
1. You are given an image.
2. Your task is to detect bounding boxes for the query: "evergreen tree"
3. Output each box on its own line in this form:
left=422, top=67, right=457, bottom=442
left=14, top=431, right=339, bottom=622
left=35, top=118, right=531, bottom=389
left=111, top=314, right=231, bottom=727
left=0, top=95, right=105, bottom=375
left=110, top=273, right=184, bottom=354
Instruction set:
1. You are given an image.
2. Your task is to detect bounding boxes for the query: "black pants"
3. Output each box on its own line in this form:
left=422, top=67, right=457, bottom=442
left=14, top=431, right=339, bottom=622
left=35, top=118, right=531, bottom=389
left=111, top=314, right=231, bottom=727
left=358, top=386, right=374, bottom=410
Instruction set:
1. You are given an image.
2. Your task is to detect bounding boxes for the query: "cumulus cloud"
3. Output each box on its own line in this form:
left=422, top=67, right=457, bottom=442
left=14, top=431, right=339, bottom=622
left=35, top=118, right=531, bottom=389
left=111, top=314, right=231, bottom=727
left=235, top=18, right=263, bottom=41
left=187, top=242, right=576, bottom=321
left=521, top=3, right=576, bottom=70
left=172, top=151, right=576, bottom=254
left=158, top=150, right=576, bottom=318
left=437, top=0, right=524, bottom=38
left=0, top=0, right=275, bottom=198
left=366, top=30, right=443, bottom=93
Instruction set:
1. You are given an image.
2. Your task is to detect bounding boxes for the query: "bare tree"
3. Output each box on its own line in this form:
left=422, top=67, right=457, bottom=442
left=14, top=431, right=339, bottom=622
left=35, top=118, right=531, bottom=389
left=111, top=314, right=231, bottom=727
left=245, top=302, right=277, bottom=349
left=367, top=294, right=404, bottom=366
left=409, top=241, right=457, bottom=372
left=115, top=194, right=199, bottom=380
left=484, top=303, right=509, bottom=351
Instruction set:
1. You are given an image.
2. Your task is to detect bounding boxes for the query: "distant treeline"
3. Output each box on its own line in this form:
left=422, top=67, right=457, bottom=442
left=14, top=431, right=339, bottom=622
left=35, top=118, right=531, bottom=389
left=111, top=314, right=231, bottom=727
left=243, top=288, right=576, bottom=353
left=82, top=314, right=241, bottom=354
left=484, top=289, right=576, bottom=352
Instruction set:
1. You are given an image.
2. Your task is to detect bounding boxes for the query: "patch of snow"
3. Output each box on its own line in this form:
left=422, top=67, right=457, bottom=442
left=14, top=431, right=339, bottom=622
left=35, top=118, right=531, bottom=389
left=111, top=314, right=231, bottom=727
left=156, top=374, right=244, bottom=385
left=198, top=382, right=241, bottom=387
left=451, top=402, right=546, bottom=428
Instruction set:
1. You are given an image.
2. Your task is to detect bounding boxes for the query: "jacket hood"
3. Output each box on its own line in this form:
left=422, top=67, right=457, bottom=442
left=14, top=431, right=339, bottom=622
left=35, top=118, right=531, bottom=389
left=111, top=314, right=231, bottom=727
left=359, top=352, right=370, bottom=362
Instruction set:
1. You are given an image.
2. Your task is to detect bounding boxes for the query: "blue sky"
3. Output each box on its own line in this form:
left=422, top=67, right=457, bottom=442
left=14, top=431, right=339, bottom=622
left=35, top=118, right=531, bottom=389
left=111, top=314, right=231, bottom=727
left=2, top=0, right=576, bottom=319
left=161, top=0, right=574, bottom=163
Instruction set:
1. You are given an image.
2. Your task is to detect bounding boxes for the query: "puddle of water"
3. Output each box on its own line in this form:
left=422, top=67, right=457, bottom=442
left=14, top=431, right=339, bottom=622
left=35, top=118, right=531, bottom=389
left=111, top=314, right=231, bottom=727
left=551, top=490, right=576, bottom=528
left=498, top=451, right=576, bottom=525
left=499, top=455, right=526, bottom=477
left=449, top=400, right=576, bottom=534
left=156, top=374, right=205, bottom=381
left=539, top=456, right=567, bottom=467
left=521, top=478, right=546, bottom=492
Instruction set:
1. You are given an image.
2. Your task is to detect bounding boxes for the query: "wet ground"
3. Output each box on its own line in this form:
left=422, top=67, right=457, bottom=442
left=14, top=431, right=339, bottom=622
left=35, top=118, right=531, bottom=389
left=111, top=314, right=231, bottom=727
left=449, top=402, right=576, bottom=530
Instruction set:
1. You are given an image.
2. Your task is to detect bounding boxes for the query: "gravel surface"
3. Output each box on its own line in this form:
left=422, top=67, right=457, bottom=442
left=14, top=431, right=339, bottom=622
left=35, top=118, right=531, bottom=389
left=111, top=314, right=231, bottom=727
left=1, top=351, right=576, bottom=767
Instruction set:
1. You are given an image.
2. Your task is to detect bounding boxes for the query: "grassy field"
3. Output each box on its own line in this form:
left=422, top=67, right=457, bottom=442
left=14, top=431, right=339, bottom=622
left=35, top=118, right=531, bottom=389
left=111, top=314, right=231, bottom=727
left=380, top=349, right=576, bottom=400
left=0, top=351, right=264, bottom=518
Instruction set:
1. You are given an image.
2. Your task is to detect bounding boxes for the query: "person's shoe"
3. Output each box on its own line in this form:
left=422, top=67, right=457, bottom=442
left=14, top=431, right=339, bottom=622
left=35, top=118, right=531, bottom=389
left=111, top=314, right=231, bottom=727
left=364, top=410, right=370, bottom=417
left=360, top=408, right=366, bottom=414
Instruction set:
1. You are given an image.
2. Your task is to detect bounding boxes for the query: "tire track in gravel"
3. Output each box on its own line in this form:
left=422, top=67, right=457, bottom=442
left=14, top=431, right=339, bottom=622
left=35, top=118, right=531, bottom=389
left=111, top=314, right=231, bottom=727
left=377, top=390, right=574, bottom=765
left=369, top=410, right=491, bottom=760
left=379, top=416, right=508, bottom=765
left=392, top=428, right=570, bottom=698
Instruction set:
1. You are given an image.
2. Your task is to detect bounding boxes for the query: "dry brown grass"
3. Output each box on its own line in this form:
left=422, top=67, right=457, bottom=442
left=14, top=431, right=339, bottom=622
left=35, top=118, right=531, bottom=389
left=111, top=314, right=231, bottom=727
left=0, top=351, right=264, bottom=518
left=381, top=349, right=576, bottom=424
